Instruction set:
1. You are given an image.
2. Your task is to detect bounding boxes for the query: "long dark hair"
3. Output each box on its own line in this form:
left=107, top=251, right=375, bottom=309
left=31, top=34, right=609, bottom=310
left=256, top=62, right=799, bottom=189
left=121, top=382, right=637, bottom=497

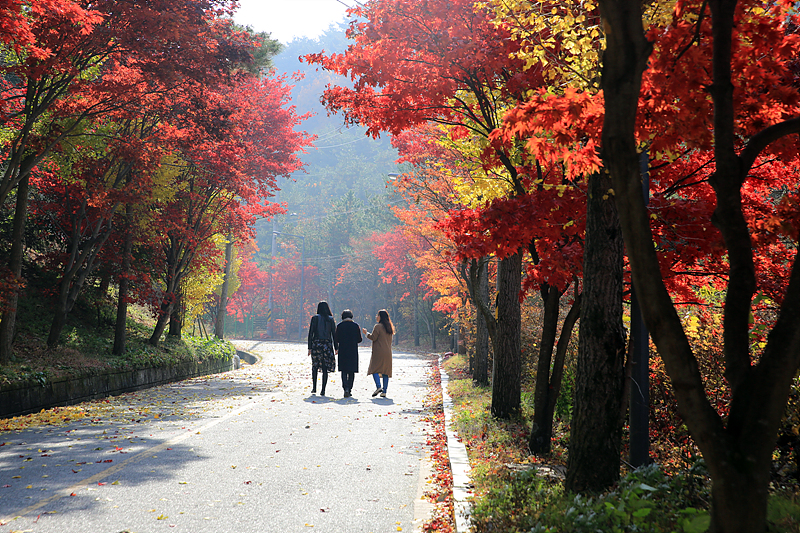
left=377, top=309, right=394, bottom=335
left=316, top=301, right=332, bottom=316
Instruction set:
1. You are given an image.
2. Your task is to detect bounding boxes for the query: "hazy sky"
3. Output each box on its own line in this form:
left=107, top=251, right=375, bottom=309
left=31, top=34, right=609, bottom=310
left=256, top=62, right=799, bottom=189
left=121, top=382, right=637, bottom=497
left=233, top=0, right=352, bottom=43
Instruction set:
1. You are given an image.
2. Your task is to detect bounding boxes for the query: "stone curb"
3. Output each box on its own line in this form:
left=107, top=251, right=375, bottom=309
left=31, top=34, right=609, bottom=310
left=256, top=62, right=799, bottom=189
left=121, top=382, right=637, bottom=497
left=0, top=355, right=238, bottom=419
left=440, top=354, right=473, bottom=532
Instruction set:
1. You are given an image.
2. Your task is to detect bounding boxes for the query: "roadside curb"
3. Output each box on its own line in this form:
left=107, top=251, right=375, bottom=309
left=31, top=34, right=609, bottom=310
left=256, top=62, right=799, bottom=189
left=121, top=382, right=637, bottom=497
left=0, top=355, right=236, bottom=419
left=439, top=354, right=473, bottom=532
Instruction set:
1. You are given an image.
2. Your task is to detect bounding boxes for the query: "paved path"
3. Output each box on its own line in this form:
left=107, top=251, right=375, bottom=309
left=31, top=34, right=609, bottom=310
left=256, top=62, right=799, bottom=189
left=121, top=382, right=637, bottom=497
left=0, top=341, right=434, bottom=533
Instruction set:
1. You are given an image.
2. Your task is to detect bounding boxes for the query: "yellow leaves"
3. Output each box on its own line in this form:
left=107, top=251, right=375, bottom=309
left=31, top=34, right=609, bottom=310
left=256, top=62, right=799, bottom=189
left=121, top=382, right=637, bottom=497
left=0, top=406, right=87, bottom=431
left=156, top=514, right=168, bottom=520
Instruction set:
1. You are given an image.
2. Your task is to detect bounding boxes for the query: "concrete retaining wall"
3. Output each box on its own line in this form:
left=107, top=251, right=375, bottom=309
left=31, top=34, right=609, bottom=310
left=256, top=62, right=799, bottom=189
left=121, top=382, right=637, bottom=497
left=0, top=355, right=235, bottom=419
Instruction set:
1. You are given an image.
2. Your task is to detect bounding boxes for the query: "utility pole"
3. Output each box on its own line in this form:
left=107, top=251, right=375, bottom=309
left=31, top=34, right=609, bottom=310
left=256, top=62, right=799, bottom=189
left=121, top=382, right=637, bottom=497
left=629, top=151, right=651, bottom=468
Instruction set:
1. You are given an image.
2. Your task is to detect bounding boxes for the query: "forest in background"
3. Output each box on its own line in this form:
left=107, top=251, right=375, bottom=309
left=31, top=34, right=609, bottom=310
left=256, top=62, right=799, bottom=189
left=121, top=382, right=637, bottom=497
left=225, top=25, right=453, bottom=346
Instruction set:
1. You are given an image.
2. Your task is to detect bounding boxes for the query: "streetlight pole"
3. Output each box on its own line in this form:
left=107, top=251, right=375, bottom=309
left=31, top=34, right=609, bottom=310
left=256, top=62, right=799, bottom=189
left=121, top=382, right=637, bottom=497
left=273, top=231, right=305, bottom=343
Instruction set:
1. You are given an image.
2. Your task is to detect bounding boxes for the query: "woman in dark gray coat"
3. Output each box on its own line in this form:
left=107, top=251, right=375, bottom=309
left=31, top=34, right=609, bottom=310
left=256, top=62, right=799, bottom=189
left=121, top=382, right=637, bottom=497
left=335, top=309, right=362, bottom=398
left=308, top=301, right=337, bottom=395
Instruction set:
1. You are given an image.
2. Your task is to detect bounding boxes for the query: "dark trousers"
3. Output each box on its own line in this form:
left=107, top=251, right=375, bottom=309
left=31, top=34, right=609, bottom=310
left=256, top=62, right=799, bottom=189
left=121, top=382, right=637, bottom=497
left=341, top=371, right=355, bottom=392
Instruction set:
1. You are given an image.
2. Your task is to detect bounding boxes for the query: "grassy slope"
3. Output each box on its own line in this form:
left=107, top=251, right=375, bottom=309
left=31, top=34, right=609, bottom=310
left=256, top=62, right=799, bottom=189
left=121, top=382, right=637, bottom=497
left=0, top=268, right=234, bottom=388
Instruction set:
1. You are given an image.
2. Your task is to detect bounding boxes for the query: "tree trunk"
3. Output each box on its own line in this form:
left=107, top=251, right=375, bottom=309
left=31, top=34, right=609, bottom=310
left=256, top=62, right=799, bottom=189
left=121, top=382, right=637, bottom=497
left=490, top=251, right=522, bottom=418
left=530, top=285, right=561, bottom=454
left=474, top=258, right=490, bottom=387
left=150, top=304, right=171, bottom=346
left=0, top=174, right=30, bottom=363
left=566, top=171, right=626, bottom=493
left=430, top=307, right=437, bottom=350
left=529, top=288, right=582, bottom=455
left=168, top=292, right=183, bottom=338
left=113, top=206, right=134, bottom=356
left=709, top=458, right=771, bottom=533
left=47, top=280, right=71, bottom=348
left=47, top=217, right=112, bottom=347
left=545, top=294, right=581, bottom=434
left=215, top=237, right=234, bottom=339
left=98, top=268, right=111, bottom=298
left=413, top=283, right=420, bottom=346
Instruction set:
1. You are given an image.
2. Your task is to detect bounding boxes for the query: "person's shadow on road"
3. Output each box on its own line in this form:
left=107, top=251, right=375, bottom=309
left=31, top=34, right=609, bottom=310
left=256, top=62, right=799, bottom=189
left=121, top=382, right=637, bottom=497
left=370, top=397, right=395, bottom=405
left=303, top=395, right=336, bottom=404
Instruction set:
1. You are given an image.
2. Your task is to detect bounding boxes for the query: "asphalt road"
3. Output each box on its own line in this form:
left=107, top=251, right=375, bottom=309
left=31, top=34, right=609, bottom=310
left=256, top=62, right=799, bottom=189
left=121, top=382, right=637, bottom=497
left=0, top=341, right=434, bottom=533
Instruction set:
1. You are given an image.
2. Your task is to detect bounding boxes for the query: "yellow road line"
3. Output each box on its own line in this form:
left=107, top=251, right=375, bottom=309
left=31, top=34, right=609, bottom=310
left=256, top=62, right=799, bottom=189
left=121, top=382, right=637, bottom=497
left=1, top=400, right=258, bottom=524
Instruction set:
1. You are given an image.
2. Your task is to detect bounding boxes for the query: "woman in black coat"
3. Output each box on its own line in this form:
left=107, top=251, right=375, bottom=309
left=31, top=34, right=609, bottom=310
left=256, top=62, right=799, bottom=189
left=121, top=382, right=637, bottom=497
left=335, top=309, right=362, bottom=398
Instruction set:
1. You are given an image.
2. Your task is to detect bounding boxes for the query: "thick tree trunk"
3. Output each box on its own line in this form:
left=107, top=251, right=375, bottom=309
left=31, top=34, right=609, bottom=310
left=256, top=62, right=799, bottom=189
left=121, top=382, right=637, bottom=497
left=168, top=293, right=183, bottom=338
left=490, top=251, right=522, bottom=418
left=215, top=238, right=234, bottom=339
left=113, top=207, right=134, bottom=356
left=0, top=174, right=30, bottom=363
left=709, top=458, right=770, bottom=533
left=47, top=283, right=71, bottom=348
left=566, top=171, right=626, bottom=493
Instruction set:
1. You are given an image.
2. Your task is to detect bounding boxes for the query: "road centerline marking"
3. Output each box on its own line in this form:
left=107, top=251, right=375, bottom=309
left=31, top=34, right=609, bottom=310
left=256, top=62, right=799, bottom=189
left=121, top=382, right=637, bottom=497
left=1, top=400, right=259, bottom=524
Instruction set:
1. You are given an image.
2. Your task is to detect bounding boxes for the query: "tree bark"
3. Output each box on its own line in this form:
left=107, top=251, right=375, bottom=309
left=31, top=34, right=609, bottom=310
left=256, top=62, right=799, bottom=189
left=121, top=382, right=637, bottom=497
left=530, top=285, right=561, bottom=454
left=168, top=291, right=183, bottom=338
left=474, top=258, right=490, bottom=387
left=545, top=293, right=581, bottom=436
left=150, top=301, right=172, bottom=346
left=215, top=237, right=234, bottom=339
left=491, top=251, right=522, bottom=418
left=530, top=289, right=581, bottom=455
left=0, top=174, right=30, bottom=363
left=566, top=171, right=626, bottom=493
left=113, top=205, right=134, bottom=356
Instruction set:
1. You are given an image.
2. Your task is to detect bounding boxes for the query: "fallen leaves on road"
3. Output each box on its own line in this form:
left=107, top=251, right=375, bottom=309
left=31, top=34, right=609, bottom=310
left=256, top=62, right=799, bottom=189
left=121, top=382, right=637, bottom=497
left=0, top=367, right=279, bottom=433
left=422, top=359, right=456, bottom=533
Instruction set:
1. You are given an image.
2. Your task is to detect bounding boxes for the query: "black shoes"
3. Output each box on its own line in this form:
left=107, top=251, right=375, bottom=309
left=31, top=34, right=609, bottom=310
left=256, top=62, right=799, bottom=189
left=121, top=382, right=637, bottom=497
left=372, top=387, right=383, bottom=397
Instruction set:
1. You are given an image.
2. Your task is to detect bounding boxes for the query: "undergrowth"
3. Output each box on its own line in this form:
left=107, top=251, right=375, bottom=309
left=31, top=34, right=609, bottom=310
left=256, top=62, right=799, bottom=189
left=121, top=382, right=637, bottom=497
left=0, top=270, right=235, bottom=388
left=442, top=353, right=800, bottom=533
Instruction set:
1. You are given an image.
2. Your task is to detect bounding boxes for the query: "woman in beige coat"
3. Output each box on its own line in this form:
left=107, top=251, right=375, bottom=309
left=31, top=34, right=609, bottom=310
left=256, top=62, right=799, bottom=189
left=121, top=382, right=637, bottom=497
left=363, top=309, right=394, bottom=398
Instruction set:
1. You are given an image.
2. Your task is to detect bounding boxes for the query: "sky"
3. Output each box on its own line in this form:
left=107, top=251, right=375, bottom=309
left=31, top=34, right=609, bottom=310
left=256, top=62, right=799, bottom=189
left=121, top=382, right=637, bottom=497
left=232, top=0, right=352, bottom=43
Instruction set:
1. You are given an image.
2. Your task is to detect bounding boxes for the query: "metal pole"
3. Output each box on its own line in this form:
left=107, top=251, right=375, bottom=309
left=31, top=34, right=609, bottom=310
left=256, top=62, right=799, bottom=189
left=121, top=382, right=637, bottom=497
left=298, top=236, right=305, bottom=343
left=629, top=151, right=651, bottom=468
left=268, top=219, right=276, bottom=338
